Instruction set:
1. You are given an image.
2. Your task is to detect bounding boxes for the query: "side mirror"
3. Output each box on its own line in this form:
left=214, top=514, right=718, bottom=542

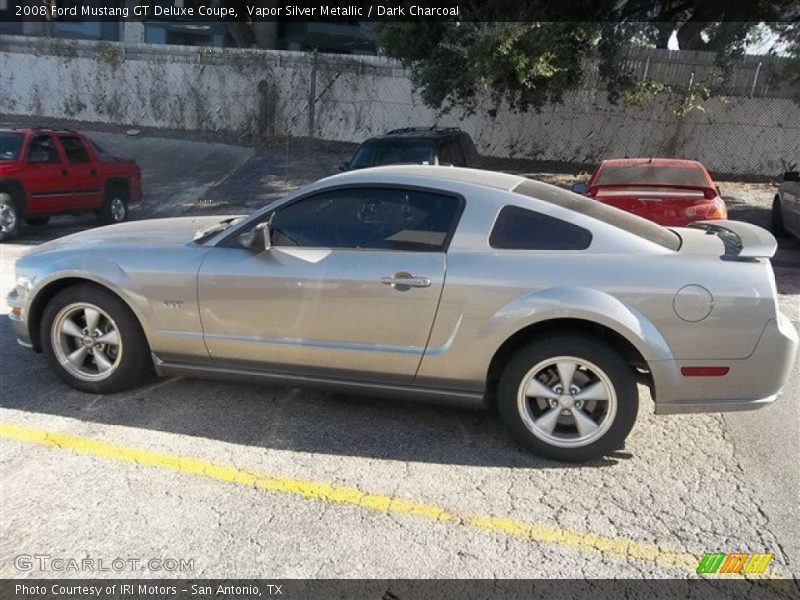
left=338, top=161, right=350, bottom=172
left=238, top=216, right=273, bottom=252
left=29, top=150, right=50, bottom=163
left=571, top=182, right=587, bottom=194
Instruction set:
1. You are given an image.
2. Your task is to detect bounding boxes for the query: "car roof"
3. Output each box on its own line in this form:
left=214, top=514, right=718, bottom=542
left=365, top=127, right=466, bottom=142
left=319, top=165, right=525, bottom=192
left=600, top=158, right=706, bottom=169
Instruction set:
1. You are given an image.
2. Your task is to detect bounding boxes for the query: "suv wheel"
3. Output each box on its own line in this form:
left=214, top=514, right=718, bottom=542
left=99, top=188, right=129, bottom=225
left=0, top=193, right=20, bottom=242
left=497, top=334, right=638, bottom=462
left=41, top=284, right=152, bottom=393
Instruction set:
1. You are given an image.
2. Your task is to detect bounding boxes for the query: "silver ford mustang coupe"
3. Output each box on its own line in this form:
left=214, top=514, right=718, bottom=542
left=8, top=166, right=798, bottom=461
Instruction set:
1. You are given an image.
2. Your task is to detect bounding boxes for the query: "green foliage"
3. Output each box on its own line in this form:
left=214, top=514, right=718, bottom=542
left=377, top=17, right=800, bottom=114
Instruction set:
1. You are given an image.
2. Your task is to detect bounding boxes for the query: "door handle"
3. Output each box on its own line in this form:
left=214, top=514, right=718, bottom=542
left=61, top=169, right=68, bottom=176
left=381, top=272, right=431, bottom=291
left=90, top=169, right=97, bottom=176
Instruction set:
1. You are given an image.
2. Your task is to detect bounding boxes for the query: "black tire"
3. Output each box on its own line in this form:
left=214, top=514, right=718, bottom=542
left=0, top=193, right=21, bottom=242
left=771, top=196, right=786, bottom=237
left=41, top=284, right=153, bottom=394
left=25, top=216, right=51, bottom=227
left=98, top=186, right=129, bottom=225
left=497, top=333, right=638, bottom=462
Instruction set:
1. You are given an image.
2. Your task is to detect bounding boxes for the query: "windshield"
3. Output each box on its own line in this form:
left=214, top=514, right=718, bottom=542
left=0, top=132, right=24, bottom=161
left=514, top=179, right=681, bottom=251
left=350, top=140, right=435, bottom=169
left=595, top=165, right=709, bottom=187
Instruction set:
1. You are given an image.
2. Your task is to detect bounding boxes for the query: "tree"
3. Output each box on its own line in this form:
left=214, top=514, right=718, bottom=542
left=376, top=1, right=800, bottom=112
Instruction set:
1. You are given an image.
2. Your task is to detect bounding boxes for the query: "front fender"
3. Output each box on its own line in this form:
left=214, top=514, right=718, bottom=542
left=22, top=256, right=152, bottom=346
left=484, top=286, right=674, bottom=362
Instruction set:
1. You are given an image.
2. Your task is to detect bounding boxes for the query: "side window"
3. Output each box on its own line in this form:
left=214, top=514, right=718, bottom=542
left=448, top=139, right=466, bottom=166
left=459, top=134, right=479, bottom=165
left=27, top=135, right=60, bottom=163
left=270, top=187, right=463, bottom=252
left=439, top=139, right=465, bottom=166
left=58, top=135, right=91, bottom=163
left=490, top=205, right=592, bottom=250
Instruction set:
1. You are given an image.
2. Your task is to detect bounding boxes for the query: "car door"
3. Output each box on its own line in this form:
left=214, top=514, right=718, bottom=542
left=23, top=133, right=75, bottom=213
left=56, top=134, right=102, bottom=208
left=197, top=186, right=464, bottom=385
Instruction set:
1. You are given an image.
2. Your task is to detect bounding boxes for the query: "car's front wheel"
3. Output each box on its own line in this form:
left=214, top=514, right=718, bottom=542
left=41, top=284, right=152, bottom=393
left=497, top=334, right=638, bottom=462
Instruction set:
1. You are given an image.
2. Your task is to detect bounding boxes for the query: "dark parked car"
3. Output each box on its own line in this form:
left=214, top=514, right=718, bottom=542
left=341, top=127, right=479, bottom=171
left=0, top=128, right=142, bottom=242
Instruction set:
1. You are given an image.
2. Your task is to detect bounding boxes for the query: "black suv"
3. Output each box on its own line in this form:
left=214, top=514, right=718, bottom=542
left=341, top=127, right=479, bottom=171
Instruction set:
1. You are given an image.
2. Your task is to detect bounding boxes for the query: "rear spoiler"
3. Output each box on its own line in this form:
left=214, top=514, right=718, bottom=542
left=689, top=220, right=777, bottom=259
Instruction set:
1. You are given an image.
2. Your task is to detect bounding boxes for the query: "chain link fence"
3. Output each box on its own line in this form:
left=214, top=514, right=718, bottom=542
left=1, top=34, right=799, bottom=177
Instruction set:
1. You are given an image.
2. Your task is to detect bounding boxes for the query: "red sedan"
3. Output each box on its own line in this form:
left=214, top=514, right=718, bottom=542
left=572, top=158, right=727, bottom=227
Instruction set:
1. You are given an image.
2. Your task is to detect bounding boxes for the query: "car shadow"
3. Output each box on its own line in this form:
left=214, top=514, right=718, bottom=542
left=0, top=321, right=626, bottom=470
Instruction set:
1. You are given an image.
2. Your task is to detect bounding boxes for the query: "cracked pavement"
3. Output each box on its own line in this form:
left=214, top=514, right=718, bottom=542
left=0, top=134, right=798, bottom=581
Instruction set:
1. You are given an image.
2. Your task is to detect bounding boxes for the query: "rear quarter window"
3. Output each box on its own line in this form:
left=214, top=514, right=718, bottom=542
left=513, top=179, right=681, bottom=251
left=490, top=205, right=592, bottom=250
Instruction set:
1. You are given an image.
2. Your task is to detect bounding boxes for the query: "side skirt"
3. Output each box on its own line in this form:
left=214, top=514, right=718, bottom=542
left=153, top=355, right=487, bottom=410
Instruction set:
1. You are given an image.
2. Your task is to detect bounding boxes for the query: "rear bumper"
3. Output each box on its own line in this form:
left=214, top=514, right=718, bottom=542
left=653, top=312, right=798, bottom=415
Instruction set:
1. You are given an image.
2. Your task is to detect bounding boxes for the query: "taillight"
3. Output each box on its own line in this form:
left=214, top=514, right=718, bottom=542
left=704, top=198, right=727, bottom=219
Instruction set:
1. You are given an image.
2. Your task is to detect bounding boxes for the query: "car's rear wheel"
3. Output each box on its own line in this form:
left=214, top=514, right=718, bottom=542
left=0, top=193, right=20, bottom=242
left=98, top=187, right=129, bottom=225
left=41, top=284, right=152, bottom=393
left=497, top=334, right=638, bottom=462
left=25, top=216, right=51, bottom=227
left=771, top=196, right=786, bottom=237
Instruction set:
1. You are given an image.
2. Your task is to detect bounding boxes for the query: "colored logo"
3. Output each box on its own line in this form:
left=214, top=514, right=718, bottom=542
left=697, top=552, right=773, bottom=574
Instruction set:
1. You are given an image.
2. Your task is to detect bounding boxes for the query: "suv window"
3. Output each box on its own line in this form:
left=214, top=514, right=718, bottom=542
left=28, top=134, right=60, bottom=163
left=440, top=139, right=465, bottom=166
left=0, top=132, right=24, bottom=161
left=514, top=179, right=681, bottom=251
left=270, top=187, right=463, bottom=251
left=58, top=135, right=91, bottom=163
left=490, top=205, right=592, bottom=250
left=350, top=140, right=435, bottom=169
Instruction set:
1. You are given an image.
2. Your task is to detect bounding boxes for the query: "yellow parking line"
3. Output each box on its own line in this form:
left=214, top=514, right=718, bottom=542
left=0, top=422, right=784, bottom=579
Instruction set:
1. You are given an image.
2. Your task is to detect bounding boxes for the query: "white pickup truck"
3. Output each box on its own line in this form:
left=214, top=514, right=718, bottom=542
left=772, top=171, right=800, bottom=240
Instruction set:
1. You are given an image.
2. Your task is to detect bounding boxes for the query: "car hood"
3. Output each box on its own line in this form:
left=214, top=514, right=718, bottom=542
left=23, top=216, right=237, bottom=257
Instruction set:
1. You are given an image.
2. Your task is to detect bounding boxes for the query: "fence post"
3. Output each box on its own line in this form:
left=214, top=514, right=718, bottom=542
left=750, top=62, right=762, bottom=97
left=308, top=50, right=317, bottom=138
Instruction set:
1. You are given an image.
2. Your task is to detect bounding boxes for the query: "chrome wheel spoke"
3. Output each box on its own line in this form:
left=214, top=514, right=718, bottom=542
left=574, top=381, right=609, bottom=402
left=95, top=329, right=120, bottom=346
left=556, top=361, right=577, bottom=391
left=61, top=318, right=83, bottom=339
left=524, top=378, right=559, bottom=400
left=83, top=308, right=101, bottom=331
left=570, top=406, right=599, bottom=438
left=52, top=303, right=122, bottom=382
left=93, top=349, right=114, bottom=372
left=533, top=407, right=562, bottom=435
left=66, top=346, right=88, bottom=368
